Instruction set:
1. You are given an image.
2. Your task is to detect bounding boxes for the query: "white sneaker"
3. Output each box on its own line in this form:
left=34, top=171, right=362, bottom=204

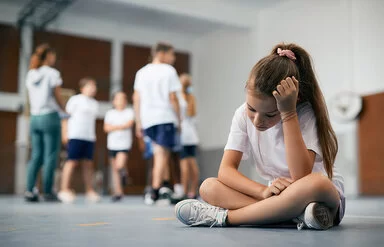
left=175, top=199, right=228, bottom=227
left=86, top=191, right=101, bottom=203
left=144, top=192, right=155, bottom=205
left=173, top=183, right=184, bottom=198
left=58, top=190, right=76, bottom=204
left=294, top=202, right=333, bottom=230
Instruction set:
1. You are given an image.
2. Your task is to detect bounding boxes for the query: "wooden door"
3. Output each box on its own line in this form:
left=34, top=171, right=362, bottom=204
left=359, top=92, right=384, bottom=195
left=0, top=23, right=19, bottom=93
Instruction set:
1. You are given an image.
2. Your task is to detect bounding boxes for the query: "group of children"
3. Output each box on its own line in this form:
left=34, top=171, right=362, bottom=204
left=25, top=42, right=200, bottom=205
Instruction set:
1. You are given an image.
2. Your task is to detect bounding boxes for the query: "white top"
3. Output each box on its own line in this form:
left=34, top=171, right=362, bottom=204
left=224, top=102, right=345, bottom=197
left=104, top=108, right=135, bottom=150
left=179, top=94, right=199, bottom=145
left=26, top=66, right=62, bottom=115
left=66, top=94, right=99, bottom=142
left=134, top=63, right=181, bottom=129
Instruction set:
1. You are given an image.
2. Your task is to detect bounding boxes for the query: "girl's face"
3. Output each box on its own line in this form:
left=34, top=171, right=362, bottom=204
left=246, top=92, right=281, bottom=131
left=46, top=52, right=56, bottom=66
left=81, top=81, right=97, bottom=97
left=113, top=92, right=127, bottom=110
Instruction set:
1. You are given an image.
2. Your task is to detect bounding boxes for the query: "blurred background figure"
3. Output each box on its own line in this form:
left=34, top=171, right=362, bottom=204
left=133, top=42, right=181, bottom=205
left=171, top=74, right=200, bottom=204
left=25, top=44, right=66, bottom=202
left=58, top=78, right=100, bottom=203
left=104, top=91, right=135, bottom=202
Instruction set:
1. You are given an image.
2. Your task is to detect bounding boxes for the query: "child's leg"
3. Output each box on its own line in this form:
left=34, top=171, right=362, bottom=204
left=152, top=144, right=170, bottom=189
left=180, top=158, right=189, bottom=195
left=200, top=177, right=258, bottom=210
left=115, top=152, right=128, bottom=171
left=82, top=160, right=95, bottom=193
left=60, top=160, right=77, bottom=192
left=188, top=158, right=200, bottom=197
left=227, top=173, right=340, bottom=225
left=110, top=157, right=123, bottom=196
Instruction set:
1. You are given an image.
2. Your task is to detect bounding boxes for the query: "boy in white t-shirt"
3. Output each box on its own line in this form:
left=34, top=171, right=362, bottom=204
left=133, top=42, right=181, bottom=205
left=58, top=78, right=100, bottom=203
left=104, top=92, right=135, bottom=202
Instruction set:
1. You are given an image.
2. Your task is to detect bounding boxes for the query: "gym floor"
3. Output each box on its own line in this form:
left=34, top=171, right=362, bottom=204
left=0, top=196, right=383, bottom=247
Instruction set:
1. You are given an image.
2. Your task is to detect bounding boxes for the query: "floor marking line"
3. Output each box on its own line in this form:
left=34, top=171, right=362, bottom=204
left=152, top=217, right=176, bottom=221
left=345, top=215, right=384, bottom=219
left=77, top=222, right=110, bottom=227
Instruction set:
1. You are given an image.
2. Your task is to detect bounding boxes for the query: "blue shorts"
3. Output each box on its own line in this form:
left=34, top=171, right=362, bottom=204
left=109, top=149, right=129, bottom=158
left=67, top=139, right=95, bottom=160
left=144, top=123, right=176, bottom=149
left=180, top=145, right=197, bottom=159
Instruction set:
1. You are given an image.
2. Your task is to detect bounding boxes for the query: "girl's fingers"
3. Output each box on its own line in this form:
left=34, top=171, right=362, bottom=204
left=272, top=90, right=280, bottom=99
left=286, top=77, right=296, bottom=90
left=292, top=76, right=299, bottom=88
left=281, top=80, right=290, bottom=90
left=276, top=85, right=285, bottom=95
left=270, top=186, right=281, bottom=195
left=274, top=182, right=287, bottom=191
left=278, top=179, right=292, bottom=187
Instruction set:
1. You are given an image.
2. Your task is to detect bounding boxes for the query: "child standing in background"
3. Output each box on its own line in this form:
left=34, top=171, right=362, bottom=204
left=58, top=78, right=100, bottom=204
left=171, top=74, right=200, bottom=204
left=104, top=92, right=135, bottom=202
left=133, top=42, right=181, bottom=205
left=25, top=44, right=66, bottom=202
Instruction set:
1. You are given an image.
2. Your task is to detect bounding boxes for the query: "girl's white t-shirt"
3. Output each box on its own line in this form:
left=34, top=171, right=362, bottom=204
left=66, top=94, right=99, bottom=142
left=179, top=93, right=199, bottom=146
left=26, top=66, right=62, bottom=115
left=224, top=102, right=344, bottom=197
left=133, top=63, right=181, bottom=129
left=104, top=108, right=135, bottom=151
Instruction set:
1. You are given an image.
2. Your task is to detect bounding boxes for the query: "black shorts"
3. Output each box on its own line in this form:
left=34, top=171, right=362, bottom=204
left=109, top=149, right=129, bottom=158
left=144, top=123, right=176, bottom=149
left=180, top=145, right=197, bottom=159
left=67, top=139, right=95, bottom=160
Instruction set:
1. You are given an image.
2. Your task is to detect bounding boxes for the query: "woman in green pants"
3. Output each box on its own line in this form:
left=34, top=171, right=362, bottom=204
left=25, top=44, right=66, bottom=202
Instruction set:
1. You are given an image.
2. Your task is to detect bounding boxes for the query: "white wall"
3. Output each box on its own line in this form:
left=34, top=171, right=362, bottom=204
left=193, top=0, right=384, bottom=196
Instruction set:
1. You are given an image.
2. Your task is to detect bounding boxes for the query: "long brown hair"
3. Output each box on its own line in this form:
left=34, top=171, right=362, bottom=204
left=246, top=43, right=338, bottom=178
left=29, top=43, right=55, bottom=69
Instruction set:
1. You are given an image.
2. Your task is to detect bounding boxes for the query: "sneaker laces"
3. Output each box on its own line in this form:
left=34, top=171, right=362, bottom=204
left=189, top=202, right=226, bottom=227
left=294, top=214, right=305, bottom=231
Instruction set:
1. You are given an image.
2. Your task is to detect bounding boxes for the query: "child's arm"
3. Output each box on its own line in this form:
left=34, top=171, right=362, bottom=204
left=187, top=95, right=197, bottom=117
left=273, top=77, right=316, bottom=181
left=133, top=90, right=143, bottom=138
left=169, top=92, right=181, bottom=129
left=218, top=150, right=268, bottom=200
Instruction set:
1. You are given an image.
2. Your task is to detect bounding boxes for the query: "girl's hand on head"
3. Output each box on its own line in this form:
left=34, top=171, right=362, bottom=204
left=262, top=177, right=294, bottom=199
left=272, top=76, right=299, bottom=114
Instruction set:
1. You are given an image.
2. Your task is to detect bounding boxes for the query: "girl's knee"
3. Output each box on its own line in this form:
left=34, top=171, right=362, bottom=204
left=199, top=177, right=218, bottom=201
left=305, top=173, right=336, bottom=197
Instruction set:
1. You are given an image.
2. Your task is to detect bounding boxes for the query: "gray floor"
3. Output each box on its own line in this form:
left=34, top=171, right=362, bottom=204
left=0, top=196, right=383, bottom=247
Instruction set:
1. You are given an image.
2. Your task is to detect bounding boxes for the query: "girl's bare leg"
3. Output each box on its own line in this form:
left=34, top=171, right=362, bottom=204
left=227, top=173, right=340, bottom=225
left=199, top=177, right=258, bottom=210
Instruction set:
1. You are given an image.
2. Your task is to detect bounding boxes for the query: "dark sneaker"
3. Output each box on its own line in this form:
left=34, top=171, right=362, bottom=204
left=170, top=193, right=187, bottom=205
left=25, top=191, right=39, bottom=202
left=43, top=193, right=61, bottom=202
left=111, top=195, right=123, bottom=202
